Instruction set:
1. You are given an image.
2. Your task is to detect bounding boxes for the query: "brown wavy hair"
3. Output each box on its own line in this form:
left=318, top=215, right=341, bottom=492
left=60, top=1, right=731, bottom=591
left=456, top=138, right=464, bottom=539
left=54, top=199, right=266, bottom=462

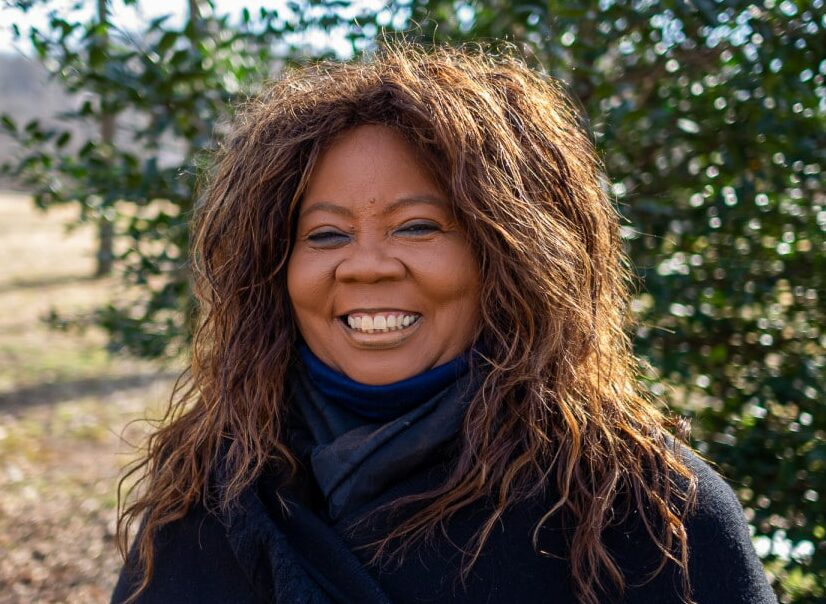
left=117, top=41, right=698, bottom=604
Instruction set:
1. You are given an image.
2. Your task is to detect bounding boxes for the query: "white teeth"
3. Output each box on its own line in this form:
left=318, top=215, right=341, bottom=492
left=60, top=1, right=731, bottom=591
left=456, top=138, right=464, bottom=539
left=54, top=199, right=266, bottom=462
left=361, top=315, right=374, bottom=332
left=344, top=313, right=419, bottom=333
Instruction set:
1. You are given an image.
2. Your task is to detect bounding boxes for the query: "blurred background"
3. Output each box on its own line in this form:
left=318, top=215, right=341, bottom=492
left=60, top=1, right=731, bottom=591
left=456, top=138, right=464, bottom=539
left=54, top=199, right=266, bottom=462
left=0, top=0, right=823, bottom=602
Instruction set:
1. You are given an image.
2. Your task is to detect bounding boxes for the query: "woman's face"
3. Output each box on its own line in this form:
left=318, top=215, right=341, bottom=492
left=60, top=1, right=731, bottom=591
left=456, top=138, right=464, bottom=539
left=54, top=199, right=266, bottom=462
left=287, top=124, right=481, bottom=385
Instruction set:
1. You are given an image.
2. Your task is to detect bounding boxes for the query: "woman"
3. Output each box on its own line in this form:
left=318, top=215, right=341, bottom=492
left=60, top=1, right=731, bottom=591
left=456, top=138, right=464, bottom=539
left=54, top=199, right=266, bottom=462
left=112, top=43, right=776, bottom=604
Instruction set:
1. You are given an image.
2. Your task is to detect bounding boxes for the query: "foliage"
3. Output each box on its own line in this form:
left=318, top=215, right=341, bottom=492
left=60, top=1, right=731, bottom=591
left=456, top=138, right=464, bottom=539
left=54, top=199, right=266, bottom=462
left=1, top=0, right=348, bottom=357
left=2, top=0, right=824, bottom=601
left=372, top=1, right=825, bottom=601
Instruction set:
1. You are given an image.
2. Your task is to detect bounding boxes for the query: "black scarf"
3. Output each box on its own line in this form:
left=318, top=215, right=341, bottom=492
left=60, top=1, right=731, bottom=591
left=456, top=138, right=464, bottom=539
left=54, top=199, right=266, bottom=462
left=286, top=355, right=479, bottom=523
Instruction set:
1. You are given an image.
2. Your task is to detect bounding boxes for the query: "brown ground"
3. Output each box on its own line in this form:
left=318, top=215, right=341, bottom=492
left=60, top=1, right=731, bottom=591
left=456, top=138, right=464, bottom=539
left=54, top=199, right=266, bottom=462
left=0, top=191, right=182, bottom=603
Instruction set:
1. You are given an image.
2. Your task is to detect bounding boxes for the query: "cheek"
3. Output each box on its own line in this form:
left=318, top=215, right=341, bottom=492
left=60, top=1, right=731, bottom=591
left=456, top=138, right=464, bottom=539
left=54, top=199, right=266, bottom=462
left=286, top=254, right=304, bottom=310
left=413, top=242, right=481, bottom=313
left=287, top=251, right=333, bottom=321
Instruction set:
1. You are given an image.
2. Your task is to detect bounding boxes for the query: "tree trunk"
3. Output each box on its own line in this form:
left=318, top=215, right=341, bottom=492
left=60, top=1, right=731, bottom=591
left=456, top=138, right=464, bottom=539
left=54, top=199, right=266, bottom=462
left=186, top=0, right=209, bottom=145
left=188, top=0, right=201, bottom=21
left=95, top=0, right=114, bottom=277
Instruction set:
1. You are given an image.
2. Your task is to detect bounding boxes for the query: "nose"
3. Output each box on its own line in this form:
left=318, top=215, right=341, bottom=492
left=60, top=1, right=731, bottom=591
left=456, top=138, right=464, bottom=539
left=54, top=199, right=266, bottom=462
left=335, top=240, right=406, bottom=283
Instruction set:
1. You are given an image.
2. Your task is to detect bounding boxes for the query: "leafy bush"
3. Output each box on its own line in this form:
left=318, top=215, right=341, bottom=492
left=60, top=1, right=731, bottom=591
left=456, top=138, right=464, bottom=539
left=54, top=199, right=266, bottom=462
left=2, top=1, right=823, bottom=601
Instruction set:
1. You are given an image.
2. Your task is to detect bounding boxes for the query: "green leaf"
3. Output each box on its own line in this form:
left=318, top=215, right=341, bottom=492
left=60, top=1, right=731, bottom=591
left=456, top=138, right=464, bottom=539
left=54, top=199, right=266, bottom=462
left=157, top=31, right=177, bottom=55
left=56, top=131, right=71, bottom=148
left=89, top=45, right=105, bottom=69
left=0, top=114, right=16, bottom=134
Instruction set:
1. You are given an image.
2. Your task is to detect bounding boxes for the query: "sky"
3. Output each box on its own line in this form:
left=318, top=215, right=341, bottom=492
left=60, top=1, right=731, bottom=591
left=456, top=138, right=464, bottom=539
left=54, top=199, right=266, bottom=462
left=0, top=0, right=388, bottom=56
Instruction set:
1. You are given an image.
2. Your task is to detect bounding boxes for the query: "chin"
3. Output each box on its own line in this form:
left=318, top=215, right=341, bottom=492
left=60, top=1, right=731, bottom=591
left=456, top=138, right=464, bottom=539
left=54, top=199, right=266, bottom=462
left=341, top=364, right=421, bottom=386
left=331, top=349, right=430, bottom=385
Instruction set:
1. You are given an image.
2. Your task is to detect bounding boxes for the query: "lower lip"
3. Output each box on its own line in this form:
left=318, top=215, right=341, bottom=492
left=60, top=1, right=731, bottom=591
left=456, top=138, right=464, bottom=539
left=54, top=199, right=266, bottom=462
left=336, top=317, right=422, bottom=348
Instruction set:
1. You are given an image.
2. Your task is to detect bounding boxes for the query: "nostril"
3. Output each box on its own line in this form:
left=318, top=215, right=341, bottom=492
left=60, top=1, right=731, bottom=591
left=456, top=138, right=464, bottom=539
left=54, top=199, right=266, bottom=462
left=334, top=253, right=406, bottom=283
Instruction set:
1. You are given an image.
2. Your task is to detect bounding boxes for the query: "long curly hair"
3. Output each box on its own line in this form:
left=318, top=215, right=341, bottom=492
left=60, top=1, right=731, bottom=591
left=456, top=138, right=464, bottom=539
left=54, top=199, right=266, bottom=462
left=117, top=42, right=698, bottom=604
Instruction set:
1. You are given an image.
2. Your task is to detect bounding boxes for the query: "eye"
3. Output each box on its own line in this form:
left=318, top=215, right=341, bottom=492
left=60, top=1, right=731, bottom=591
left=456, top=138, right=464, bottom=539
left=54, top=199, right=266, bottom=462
left=306, top=230, right=350, bottom=246
left=397, top=221, right=440, bottom=236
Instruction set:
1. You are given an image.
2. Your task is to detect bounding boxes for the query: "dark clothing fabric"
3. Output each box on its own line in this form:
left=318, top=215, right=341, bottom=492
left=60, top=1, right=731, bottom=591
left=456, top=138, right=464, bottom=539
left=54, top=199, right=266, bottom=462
left=112, top=363, right=777, bottom=604
left=112, top=447, right=777, bottom=604
left=289, top=353, right=475, bottom=521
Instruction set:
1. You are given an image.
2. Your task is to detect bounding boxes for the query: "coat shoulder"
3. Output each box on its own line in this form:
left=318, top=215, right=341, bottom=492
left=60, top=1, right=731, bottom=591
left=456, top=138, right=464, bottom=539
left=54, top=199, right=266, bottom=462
left=111, top=502, right=265, bottom=604
left=676, top=446, right=778, bottom=603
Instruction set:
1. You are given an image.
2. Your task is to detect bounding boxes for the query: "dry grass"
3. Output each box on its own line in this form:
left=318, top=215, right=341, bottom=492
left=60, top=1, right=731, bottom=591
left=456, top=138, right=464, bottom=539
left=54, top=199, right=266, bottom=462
left=0, top=191, right=182, bottom=604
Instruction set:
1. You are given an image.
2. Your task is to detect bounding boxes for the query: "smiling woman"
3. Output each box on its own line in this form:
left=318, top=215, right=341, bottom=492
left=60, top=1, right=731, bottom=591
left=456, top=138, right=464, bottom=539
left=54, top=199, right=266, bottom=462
left=112, top=43, right=776, bottom=604
left=288, top=125, right=481, bottom=385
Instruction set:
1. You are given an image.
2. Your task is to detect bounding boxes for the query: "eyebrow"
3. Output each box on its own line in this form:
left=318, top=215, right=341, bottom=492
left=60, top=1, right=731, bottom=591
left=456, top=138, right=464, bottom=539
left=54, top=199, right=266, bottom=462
left=299, top=194, right=449, bottom=218
left=382, top=195, right=449, bottom=215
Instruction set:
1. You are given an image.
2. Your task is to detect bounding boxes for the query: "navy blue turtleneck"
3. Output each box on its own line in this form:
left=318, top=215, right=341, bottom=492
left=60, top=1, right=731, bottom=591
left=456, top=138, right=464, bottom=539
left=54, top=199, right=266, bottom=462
left=296, top=343, right=470, bottom=422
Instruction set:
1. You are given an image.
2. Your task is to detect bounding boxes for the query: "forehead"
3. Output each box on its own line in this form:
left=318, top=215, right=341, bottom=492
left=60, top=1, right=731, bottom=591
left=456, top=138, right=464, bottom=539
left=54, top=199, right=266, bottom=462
left=300, top=124, right=448, bottom=216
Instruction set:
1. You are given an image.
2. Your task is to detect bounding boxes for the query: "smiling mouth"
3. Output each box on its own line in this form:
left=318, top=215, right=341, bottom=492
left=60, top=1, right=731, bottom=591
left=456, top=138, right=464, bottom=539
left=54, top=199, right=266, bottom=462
left=339, top=311, right=422, bottom=334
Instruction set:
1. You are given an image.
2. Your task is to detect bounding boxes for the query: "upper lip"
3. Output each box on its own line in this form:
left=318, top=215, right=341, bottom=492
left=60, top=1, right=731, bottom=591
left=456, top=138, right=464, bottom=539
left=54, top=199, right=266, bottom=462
left=338, top=308, right=420, bottom=316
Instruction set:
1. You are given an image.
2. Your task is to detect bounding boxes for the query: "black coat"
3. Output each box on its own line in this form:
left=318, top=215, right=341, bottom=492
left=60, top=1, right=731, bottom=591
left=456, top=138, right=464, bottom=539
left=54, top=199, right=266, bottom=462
left=112, top=445, right=777, bottom=604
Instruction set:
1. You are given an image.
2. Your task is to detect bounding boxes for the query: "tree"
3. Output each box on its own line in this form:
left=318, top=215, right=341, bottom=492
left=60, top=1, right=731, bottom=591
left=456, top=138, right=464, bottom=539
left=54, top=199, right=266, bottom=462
left=1, top=0, right=326, bottom=357
left=371, top=1, right=824, bottom=601
left=95, top=0, right=115, bottom=276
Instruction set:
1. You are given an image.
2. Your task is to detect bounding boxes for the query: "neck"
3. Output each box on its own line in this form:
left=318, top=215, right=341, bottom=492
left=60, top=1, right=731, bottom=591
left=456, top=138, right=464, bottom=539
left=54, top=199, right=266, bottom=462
left=296, top=343, right=470, bottom=421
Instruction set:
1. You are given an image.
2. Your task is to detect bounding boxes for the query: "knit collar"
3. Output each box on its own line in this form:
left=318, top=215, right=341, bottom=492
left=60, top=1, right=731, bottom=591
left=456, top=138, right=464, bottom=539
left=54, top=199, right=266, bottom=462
left=295, top=343, right=470, bottom=422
